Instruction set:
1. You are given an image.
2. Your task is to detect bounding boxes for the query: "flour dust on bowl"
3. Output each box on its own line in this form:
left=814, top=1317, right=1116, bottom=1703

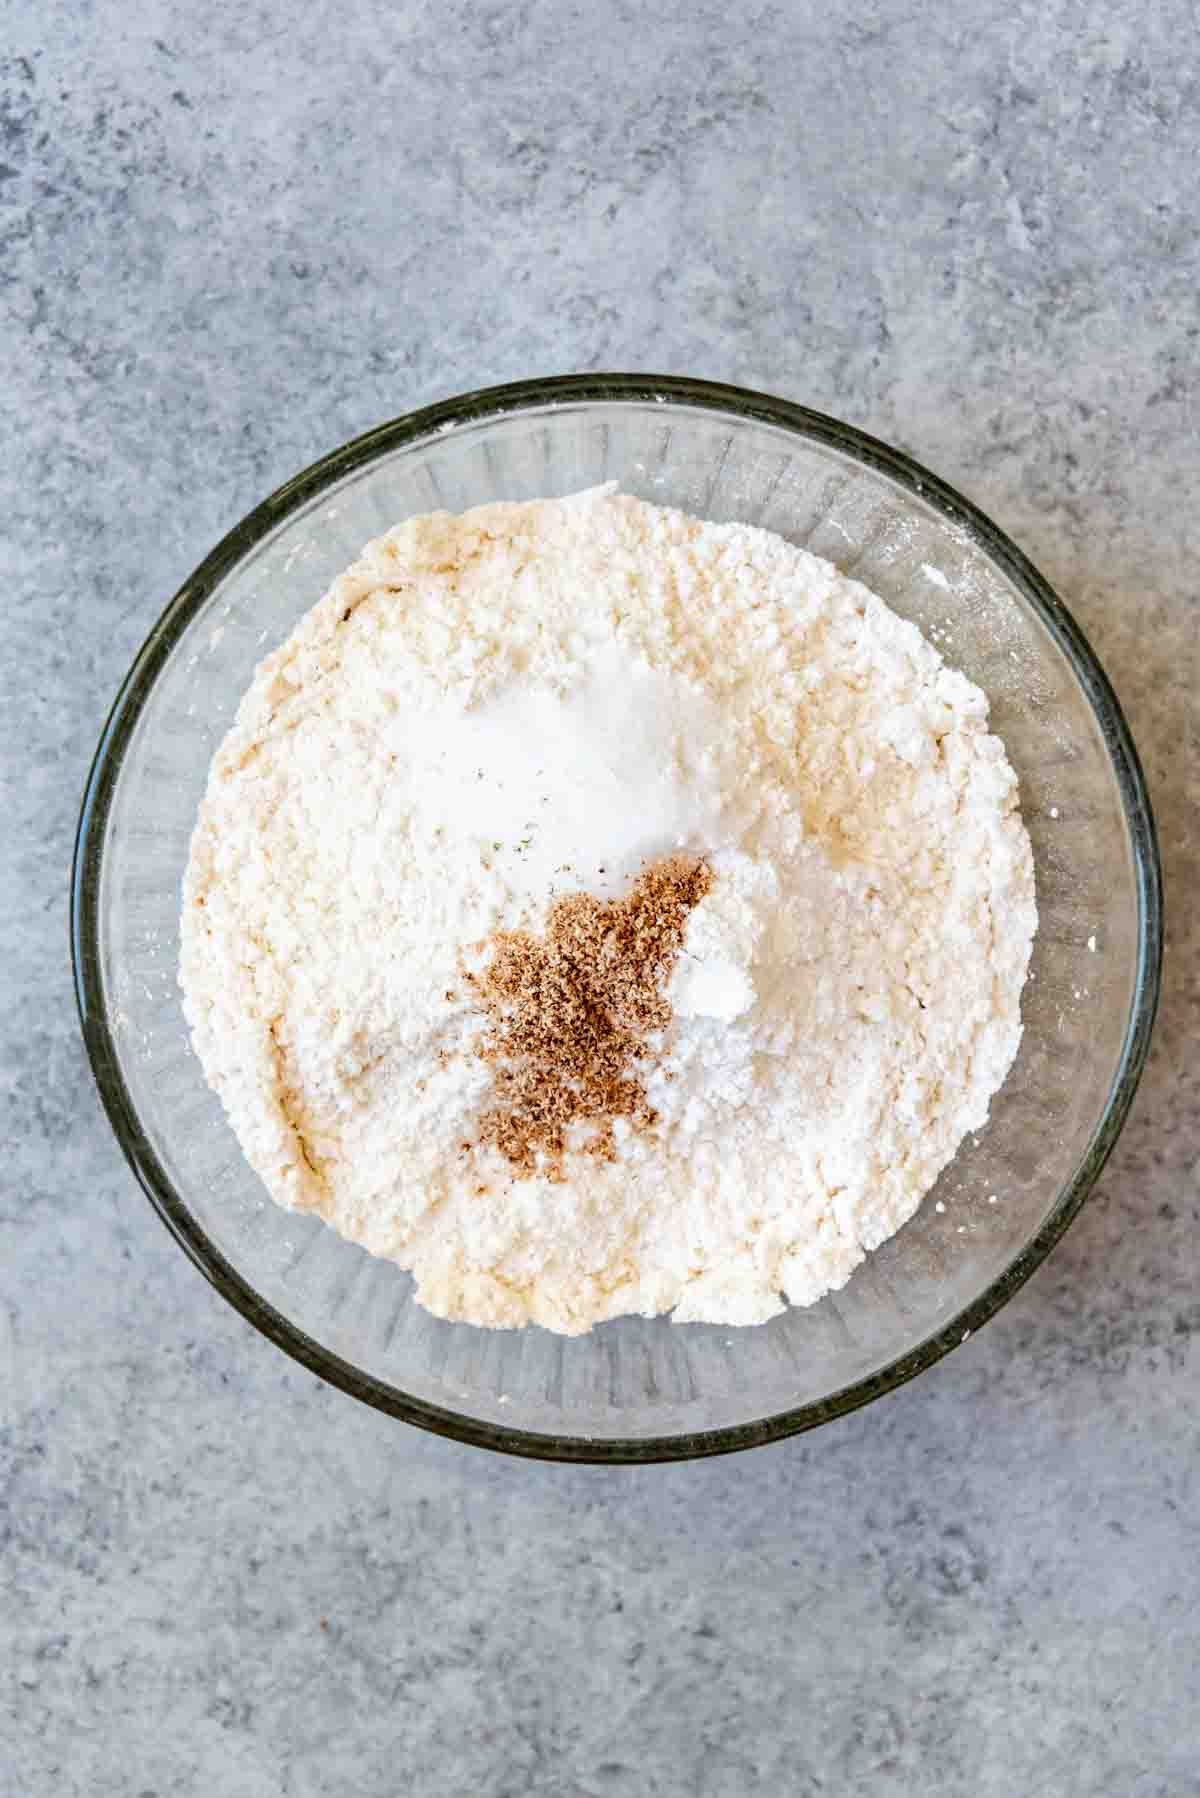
left=72, top=376, right=1161, bottom=1461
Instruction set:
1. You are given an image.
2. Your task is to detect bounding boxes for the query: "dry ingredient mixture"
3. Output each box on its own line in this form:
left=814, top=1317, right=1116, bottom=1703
left=180, top=487, right=1037, bottom=1334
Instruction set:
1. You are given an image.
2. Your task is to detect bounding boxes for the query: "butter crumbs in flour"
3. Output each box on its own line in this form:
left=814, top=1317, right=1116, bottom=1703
left=180, top=487, right=1037, bottom=1335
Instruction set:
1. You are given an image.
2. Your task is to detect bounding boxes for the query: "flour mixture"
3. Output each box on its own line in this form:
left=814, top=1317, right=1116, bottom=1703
left=180, top=487, right=1037, bottom=1334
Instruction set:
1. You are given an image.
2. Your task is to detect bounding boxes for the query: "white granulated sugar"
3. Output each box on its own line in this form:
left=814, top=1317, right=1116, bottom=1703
left=180, top=486, right=1037, bottom=1335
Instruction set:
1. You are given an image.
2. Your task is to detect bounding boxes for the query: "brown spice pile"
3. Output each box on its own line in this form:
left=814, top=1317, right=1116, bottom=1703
left=462, top=855, right=712, bottom=1181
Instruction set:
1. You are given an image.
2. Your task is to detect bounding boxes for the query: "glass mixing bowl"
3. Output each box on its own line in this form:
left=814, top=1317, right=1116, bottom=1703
left=72, top=375, right=1162, bottom=1462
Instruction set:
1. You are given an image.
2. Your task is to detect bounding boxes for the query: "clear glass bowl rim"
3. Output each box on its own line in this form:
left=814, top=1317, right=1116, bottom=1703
left=70, top=373, right=1164, bottom=1463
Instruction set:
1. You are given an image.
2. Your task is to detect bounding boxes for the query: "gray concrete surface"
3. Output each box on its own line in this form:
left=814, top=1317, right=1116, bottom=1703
left=2, top=1, right=1196, bottom=1792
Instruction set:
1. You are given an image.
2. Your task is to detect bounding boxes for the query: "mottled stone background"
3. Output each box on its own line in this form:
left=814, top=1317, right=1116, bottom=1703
left=2, top=2, right=1196, bottom=1793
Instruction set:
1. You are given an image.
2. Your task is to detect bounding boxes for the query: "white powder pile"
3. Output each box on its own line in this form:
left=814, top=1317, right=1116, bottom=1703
left=180, top=487, right=1037, bottom=1334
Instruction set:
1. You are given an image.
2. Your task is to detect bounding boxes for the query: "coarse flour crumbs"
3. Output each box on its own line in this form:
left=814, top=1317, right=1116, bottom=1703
left=180, top=487, right=1037, bottom=1334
